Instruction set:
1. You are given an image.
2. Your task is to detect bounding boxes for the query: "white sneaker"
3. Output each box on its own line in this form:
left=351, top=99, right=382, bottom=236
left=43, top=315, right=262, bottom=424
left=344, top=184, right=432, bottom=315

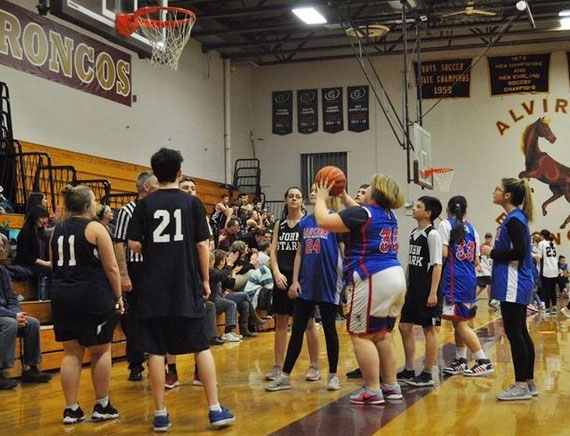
left=221, top=333, right=241, bottom=342
left=327, top=374, right=340, bottom=391
left=229, top=332, right=243, bottom=340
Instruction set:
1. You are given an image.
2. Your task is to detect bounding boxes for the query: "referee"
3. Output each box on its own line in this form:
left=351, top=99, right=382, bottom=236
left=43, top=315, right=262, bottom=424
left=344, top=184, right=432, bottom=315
left=114, top=171, right=159, bottom=381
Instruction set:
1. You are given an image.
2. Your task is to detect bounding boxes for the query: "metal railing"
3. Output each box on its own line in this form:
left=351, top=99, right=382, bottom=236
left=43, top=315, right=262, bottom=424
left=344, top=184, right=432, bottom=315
left=74, top=179, right=111, bottom=203
left=101, top=192, right=138, bottom=210
left=33, top=165, right=77, bottom=213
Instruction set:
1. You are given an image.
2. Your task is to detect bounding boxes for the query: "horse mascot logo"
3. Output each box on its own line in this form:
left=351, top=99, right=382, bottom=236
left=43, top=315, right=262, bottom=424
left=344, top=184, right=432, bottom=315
left=519, top=117, right=570, bottom=229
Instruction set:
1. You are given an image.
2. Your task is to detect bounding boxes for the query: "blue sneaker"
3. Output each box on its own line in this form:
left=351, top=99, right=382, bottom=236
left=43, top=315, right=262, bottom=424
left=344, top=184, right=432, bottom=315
left=209, top=405, right=235, bottom=428
left=153, top=414, right=171, bottom=432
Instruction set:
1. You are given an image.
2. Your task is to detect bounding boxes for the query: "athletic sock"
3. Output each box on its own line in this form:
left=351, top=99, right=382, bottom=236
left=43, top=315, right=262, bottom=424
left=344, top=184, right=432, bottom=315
left=168, top=364, right=177, bottom=374
left=456, top=347, right=467, bottom=360
left=66, top=403, right=79, bottom=411
left=96, top=396, right=109, bottom=408
left=382, top=383, right=398, bottom=390
left=155, top=408, right=167, bottom=417
left=423, top=367, right=432, bottom=374
left=473, top=349, right=486, bottom=360
left=404, top=366, right=414, bottom=372
left=209, top=403, right=222, bottom=413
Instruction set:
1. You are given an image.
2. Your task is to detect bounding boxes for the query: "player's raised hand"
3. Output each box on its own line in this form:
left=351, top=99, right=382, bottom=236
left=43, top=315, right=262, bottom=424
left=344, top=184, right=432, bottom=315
left=315, top=179, right=333, bottom=201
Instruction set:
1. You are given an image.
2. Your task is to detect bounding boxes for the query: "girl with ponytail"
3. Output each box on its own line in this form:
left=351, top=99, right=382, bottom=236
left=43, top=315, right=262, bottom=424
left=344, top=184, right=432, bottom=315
left=481, top=177, right=536, bottom=400
left=439, top=196, right=493, bottom=378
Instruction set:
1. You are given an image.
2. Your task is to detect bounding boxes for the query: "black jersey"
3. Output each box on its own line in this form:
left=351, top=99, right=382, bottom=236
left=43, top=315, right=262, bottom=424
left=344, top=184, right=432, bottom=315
left=407, top=225, right=443, bottom=316
left=276, top=219, right=300, bottom=275
left=127, top=189, right=210, bottom=319
left=51, top=217, right=114, bottom=315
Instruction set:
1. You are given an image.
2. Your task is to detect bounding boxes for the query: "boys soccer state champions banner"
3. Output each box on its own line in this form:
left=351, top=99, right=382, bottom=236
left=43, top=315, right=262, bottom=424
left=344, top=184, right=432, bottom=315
left=413, top=58, right=472, bottom=99
left=0, top=0, right=132, bottom=106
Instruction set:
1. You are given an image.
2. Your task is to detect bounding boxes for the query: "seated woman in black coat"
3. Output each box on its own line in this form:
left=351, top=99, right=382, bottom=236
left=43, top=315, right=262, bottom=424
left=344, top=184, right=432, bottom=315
left=15, top=206, right=51, bottom=278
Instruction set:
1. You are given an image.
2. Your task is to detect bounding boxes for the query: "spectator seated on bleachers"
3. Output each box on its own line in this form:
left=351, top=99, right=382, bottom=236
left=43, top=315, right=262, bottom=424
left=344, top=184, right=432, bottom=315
left=209, top=250, right=240, bottom=343
left=218, top=218, right=240, bottom=251
left=243, top=242, right=273, bottom=311
left=211, top=193, right=233, bottom=231
left=0, top=237, right=51, bottom=390
left=239, top=228, right=272, bottom=252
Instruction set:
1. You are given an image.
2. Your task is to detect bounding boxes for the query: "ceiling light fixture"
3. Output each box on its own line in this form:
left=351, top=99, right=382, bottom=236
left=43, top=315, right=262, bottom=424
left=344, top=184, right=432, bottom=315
left=560, top=17, right=570, bottom=29
left=292, top=7, right=327, bottom=25
left=515, top=1, right=527, bottom=11
left=559, top=10, right=570, bottom=17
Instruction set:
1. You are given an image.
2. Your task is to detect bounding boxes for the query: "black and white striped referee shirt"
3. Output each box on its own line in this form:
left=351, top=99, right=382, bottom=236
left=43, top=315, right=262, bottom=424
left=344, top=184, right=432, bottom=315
left=114, top=200, right=143, bottom=263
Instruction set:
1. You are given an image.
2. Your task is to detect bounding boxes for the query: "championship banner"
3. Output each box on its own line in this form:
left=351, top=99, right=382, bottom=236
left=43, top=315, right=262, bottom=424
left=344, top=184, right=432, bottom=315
left=272, top=91, right=293, bottom=135
left=347, top=86, right=369, bottom=132
left=488, top=54, right=550, bottom=96
left=297, top=89, right=318, bottom=134
left=413, top=58, right=472, bottom=99
left=322, top=87, right=343, bottom=133
left=0, top=0, right=132, bottom=106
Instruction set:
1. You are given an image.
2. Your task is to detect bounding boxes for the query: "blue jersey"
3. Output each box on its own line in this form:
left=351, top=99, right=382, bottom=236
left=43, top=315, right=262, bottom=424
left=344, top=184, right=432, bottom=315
left=491, top=209, right=534, bottom=304
left=298, top=214, right=343, bottom=304
left=344, top=204, right=401, bottom=280
left=440, top=218, right=478, bottom=303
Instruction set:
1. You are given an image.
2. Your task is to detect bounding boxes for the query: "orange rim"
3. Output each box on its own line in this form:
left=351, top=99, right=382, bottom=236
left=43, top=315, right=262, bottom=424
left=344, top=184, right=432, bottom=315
left=423, top=167, right=453, bottom=178
left=117, top=6, right=195, bottom=36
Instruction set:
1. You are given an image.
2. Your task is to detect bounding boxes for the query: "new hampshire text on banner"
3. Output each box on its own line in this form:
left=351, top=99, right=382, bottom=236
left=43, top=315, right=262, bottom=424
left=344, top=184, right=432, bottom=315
left=488, top=54, right=550, bottom=96
left=0, top=0, right=132, bottom=106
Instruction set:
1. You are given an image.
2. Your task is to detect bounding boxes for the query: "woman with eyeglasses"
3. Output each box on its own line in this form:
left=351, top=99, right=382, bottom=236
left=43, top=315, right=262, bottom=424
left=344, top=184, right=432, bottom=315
left=481, top=178, right=535, bottom=400
left=265, top=187, right=320, bottom=383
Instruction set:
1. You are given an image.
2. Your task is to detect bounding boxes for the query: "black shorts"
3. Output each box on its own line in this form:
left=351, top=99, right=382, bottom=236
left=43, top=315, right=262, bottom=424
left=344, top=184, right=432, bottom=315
left=272, top=272, right=295, bottom=315
left=137, top=316, right=209, bottom=356
left=54, top=310, right=119, bottom=346
left=477, top=276, right=491, bottom=287
left=400, top=293, right=441, bottom=328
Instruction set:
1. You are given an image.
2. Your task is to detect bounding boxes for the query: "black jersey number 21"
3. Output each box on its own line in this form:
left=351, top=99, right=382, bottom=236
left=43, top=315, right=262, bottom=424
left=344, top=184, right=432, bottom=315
left=153, top=209, right=184, bottom=243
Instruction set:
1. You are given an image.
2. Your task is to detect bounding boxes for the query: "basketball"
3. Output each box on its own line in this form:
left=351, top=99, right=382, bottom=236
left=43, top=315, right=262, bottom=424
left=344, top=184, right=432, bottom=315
left=315, top=166, right=346, bottom=196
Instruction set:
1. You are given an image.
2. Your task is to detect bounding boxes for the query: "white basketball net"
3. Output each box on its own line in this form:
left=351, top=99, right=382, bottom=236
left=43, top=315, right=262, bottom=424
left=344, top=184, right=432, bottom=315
left=137, top=9, right=195, bottom=71
left=431, top=168, right=455, bottom=192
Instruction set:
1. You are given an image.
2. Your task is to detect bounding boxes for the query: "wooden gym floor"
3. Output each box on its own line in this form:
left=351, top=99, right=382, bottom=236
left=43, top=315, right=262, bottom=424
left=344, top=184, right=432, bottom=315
left=1, top=300, right=569, bottom=436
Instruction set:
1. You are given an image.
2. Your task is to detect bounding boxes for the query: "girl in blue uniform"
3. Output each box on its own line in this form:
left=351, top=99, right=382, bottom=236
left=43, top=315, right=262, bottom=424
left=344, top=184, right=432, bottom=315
left=266, top=186, right=343, bottom=392
left=481, top=178, right=536, bottom=400
left=439, top=196, right=493, bottom=377
left=314, top=174, right=406, bottom=406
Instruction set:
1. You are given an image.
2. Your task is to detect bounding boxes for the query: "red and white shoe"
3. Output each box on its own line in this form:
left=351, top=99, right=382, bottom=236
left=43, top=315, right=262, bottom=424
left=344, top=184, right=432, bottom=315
left=165, top=371, right=180, bottom=389
left=463, top=359, right=494, bottom=377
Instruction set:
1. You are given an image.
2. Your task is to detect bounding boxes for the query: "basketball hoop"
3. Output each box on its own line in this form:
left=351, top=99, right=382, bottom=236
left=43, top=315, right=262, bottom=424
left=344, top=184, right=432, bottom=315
left=117, top=6, right=196, bottom=70
left=424, top=167, right=454, bottom=192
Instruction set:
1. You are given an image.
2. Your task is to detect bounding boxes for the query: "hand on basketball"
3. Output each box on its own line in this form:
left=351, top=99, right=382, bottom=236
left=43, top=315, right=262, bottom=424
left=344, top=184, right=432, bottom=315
left=288, top=282, right=301, bottom=299
left=480, top=245, right=492, bottom=257
left=315, top=179, right=333, bottom=201
left=120, top=275, right=133, bottom=292
left=426, top=293, right=438, bottom=307
left=275, top=272, right=288, bottom=290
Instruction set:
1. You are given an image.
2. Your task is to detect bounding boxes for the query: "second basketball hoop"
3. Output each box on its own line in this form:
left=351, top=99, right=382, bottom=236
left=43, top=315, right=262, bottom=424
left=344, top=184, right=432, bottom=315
left=117, top=6, right=196, bottom=70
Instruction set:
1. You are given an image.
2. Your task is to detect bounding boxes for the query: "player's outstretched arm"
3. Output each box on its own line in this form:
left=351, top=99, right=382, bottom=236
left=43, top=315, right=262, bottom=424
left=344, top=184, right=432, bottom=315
left=314, top=181, right=350, bottom=233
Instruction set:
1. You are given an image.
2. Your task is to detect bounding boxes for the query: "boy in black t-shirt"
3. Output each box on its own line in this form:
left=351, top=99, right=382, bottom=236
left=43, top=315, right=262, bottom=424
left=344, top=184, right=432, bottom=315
left=128, top=148, right=235, bottom=431
left=397, top=196, right=443, bottom=388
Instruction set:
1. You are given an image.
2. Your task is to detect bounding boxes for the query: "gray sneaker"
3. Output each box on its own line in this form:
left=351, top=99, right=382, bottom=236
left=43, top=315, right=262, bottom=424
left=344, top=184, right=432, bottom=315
left=305, top=365, right=321, bottom=381
left=327, top=374, right=340, bottom=391
left=265, top=373, right=291, bottom=391
left=496, top=384, right=532, bottom=401
left=527, top=381, right=539, bottom=396
left=265, top=365, right=281, bottom=381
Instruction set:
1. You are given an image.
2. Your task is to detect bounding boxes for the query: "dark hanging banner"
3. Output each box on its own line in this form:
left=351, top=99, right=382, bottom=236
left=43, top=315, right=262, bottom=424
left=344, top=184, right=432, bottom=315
left=297, top=89, right=318, bottom=134
left=413, top=58, right=472, bottom=99
left=272, top=91, right=293, bottom=135
left=347, top=86, right=369, bottom=132
left=488, top=54, right=550, bottom=96
left=322, top=87, right=344, bottom=133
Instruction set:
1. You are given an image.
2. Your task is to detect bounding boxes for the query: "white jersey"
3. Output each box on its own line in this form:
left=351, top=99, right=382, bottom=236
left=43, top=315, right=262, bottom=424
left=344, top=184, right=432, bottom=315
left=477, top=251, right=492, bottom=277
left=538, top=239, right=558, bottom=278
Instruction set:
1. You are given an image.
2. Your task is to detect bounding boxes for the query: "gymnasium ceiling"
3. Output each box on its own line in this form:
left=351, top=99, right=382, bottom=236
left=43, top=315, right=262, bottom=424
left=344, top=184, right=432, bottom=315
left=168, top=0, right=570, bottom=65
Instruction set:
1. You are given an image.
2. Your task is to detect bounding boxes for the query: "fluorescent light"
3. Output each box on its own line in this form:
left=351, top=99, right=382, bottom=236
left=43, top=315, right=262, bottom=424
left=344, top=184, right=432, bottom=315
left=292, top=7, right=327, bottom=25
left=560, top=17, right=570, bottom=29
left=559, top=10, right=570, bottom=16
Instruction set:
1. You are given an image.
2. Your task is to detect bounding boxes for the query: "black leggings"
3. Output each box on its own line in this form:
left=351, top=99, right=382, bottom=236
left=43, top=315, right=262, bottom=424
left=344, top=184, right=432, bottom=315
left=282, top=299, right=339, bottom=374
left=540, top=276, right=557, bottom=309
left=501, top=302, right=535, bottom=382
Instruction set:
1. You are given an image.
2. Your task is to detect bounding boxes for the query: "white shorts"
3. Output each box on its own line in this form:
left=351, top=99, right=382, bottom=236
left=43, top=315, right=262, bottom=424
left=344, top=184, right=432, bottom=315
left=347, top=266, right=406, bottom=335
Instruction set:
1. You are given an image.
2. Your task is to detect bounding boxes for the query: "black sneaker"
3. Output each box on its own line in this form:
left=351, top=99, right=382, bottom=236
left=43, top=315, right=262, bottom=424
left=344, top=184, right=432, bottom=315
left=92, top=402, right=119, bottom=422
left=346, top=367, right=362, bottom=379
left=396, top=369, right=415, bottom=385
left=63, top=406, right=86, bottom=424
left=406, top=371, right=434, bottom=387
left=128, top=369, right=143, bottom=381
left=210, top=336, right=225, bottom=346
left=21, top=367, right=52, bottom=383
left=0, top=377, right=19, bottom=390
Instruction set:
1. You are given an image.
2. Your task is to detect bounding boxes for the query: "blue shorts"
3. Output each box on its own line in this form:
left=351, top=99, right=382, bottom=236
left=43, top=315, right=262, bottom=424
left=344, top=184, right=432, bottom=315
left=442, top=299, right=477, bottom=321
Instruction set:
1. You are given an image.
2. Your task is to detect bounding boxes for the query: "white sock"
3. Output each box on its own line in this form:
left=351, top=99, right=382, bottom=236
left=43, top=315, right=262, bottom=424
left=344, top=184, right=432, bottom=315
left=209, top=403, right=222, bottom=413
left=456, top=347, right=467, bottom=360
left=405, top=366, right=414, bottom=371
left=473, top=349, right=486, bottom=360
left=96, top=396, right=109, bottom=408
left=154, top=408, right=167, bottom=417
left=423, top=367, right=432, bottom=374
left=66, top=403, right=79, bottom=411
